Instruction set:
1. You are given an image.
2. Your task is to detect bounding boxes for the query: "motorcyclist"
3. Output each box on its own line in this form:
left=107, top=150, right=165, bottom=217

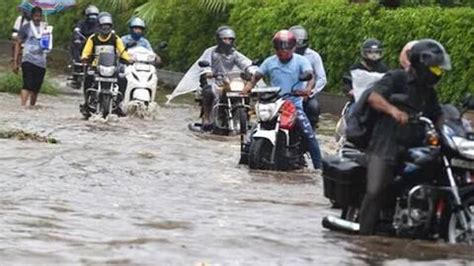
left=242, top=30, right=322, bottom=169
left=289, top=25, right=327, bottom=127
left=358, top=39, right=451, bottom=235
left=190, top=25, right=254, bottom=132
left=79, top=12, right=131, bottom=117
left=121, top=18, right=153, bottom=51
left=69, top=5, right=100, bottom=88
left=71, top=5, right=100, bottom=62
left=342, top=38, right=389, bottom=100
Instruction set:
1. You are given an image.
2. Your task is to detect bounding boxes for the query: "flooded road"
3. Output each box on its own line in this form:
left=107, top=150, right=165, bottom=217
left=0, top=78, right=473, bottom=265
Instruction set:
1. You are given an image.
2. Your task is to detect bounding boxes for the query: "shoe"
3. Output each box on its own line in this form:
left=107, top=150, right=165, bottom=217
left=202, top=123, right=214, bottom=132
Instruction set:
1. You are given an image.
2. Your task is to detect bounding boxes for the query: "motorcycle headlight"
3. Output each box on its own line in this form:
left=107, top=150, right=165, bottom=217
left=99, top=65, right=116, bottom=77
left=256, top=103, right=277, bottom=122
left=452, top=136, right=474, bottom=160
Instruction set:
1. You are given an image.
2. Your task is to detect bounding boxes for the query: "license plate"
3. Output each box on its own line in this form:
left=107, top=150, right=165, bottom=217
left=136, top=64, right=150, bottom=71
left=451, top=158, right=474, bottom=170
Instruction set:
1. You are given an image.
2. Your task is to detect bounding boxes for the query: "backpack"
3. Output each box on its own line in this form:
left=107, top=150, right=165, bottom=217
left=345, top=70, right=408, bottom=149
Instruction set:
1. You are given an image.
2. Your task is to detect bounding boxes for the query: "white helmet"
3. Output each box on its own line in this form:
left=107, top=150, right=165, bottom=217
left=129, top=17, right=146, bottom=29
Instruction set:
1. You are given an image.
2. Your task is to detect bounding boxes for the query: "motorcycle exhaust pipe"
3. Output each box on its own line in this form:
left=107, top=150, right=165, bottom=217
left=322, top=215, right=360, bottom=233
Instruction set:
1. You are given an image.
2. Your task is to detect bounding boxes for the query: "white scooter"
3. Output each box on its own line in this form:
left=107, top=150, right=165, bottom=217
left=122, top=46, right=158, bottom=117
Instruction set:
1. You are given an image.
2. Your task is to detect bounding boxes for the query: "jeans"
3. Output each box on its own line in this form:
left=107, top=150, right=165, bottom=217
left=296, top=107, right=322, bottom=169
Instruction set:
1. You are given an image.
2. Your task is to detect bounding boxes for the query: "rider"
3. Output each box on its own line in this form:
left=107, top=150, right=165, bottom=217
left=71, top=5, right=100, bottom=63
left=79, top=12, right=131, bottom=117
left=242, top=30, right=322, bottom=169
left=289, top=25, right=327, bottom=127
left=191, top=25, right=254, bottom=132
left=358, top=39, right=451, bottom=235
left=342, top=38, right=389, bottom=100
left=121, top=18, right=153, bottom=51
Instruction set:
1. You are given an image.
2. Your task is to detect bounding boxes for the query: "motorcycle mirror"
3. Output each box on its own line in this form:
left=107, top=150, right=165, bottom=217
left=158, top=41, right=168, bottom=50
left=74, top=27, right=81, bottom=33
left=298, top=72, right=312, bottom=82
left=252, top=58, right=263, bottom=66
left=462, top=93, right=474, bottom=110
left=240, top=72, right=252, bottom=81
left=198, top=60, right=210, bottom=68
left=126, top=42, right=138, bottom=50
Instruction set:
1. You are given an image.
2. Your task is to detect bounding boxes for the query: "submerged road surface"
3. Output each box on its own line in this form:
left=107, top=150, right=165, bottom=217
left=0, top=80, right=473, bottom=265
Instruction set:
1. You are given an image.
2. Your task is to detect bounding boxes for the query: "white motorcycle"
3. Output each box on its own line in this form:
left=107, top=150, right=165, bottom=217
left=122, top=46, right=159, bottom=117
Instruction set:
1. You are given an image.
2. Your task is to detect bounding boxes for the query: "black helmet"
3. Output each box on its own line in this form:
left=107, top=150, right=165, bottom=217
left=289, top=25, right=309, bottom=55
left=215, top=26, right=236, bottom=54
left=361, top=38, right=383, bottom=62
left=409, top=39, right=451, bottom=85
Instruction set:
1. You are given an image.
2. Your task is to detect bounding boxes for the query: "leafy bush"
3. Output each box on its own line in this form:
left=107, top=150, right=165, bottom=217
left=0, top=71, right=58, bottom=95
left=229, top=1, right=474, bottom=103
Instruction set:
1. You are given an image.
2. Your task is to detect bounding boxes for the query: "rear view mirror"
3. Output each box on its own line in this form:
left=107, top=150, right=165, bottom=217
left=158, top=41, right=168, bottom=50
left=74, top=27, right=81, bottom=33
left=298, top=72, right=312, bottom=82
left=198, top=60, right=210, bottom=68
left=252, top=58, right=263, bottom=66
left=126, top=41, right=137, bottom=49
left=240, top=72, right=252, bottom=81
left=462, top=93, right=474, bottom=110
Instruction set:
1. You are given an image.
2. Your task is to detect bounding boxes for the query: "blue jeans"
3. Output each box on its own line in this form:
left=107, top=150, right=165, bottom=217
left=296, top=107, right=322, bottom=169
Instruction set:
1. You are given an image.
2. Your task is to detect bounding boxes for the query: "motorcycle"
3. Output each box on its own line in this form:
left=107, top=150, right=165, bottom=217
left=190, top=60, right=253, bottom=135
left=121, top=46, right=158, bottom=118
left=82, top=52, right=121, bottom=119
left=242, top=73, right=312, bottom=171
left=322, top=94, right=474, bottom=245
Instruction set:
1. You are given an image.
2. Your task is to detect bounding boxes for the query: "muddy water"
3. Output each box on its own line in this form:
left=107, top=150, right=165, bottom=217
left=0, top=79, right=473, bottom=265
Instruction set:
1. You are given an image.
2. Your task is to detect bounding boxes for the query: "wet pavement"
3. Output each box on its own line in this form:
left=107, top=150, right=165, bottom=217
left=0, top=77, right=473, bottom=265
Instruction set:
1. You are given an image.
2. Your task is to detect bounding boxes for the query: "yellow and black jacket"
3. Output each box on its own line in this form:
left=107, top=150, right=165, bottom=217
left=81, top=33, right=130, bottom=65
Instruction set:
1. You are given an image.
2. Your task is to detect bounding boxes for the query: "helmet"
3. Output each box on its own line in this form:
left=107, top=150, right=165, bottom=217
left=129, top=17, right=146, bottom=40
left=361, top=38, right=383, bottom=62
left=289, top=25, right=309, bottom=55
left=409, top=39, right=451, bottom=85
left=215, top=26, right=236, bottom=54
left=272, top=30, right=296, bottom=62
left=98, top=12, right=113, bottom=36
left=85, top=5, right=99, bottom=17
left=129, top=17, right=146, bottom=30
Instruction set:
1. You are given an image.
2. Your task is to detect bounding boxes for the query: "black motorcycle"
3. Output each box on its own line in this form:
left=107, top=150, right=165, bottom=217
left=190, top=60, right=251, bottom=135
left=322, top=95, right=474, bottom=245
left=82, top=52, right=121, bottom=119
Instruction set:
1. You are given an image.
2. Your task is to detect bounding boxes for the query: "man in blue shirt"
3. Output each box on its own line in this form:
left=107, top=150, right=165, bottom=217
left=243, top=30, right=322, bottom=169
left=121, top=17, right=153, bottom=51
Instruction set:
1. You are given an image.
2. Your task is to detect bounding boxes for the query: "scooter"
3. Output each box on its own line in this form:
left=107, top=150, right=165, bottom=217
left=121, top=46, right=158, bottom=117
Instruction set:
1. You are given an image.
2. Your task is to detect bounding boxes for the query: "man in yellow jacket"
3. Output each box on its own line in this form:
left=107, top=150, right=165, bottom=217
left=80, top=12, right=131, bottom=117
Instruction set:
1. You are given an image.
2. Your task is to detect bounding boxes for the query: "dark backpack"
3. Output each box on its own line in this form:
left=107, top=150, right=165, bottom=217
left=345, top=70, right=408, bottom=149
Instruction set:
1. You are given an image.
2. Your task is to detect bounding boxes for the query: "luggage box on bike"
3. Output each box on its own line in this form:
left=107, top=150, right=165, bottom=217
left=322, top=155, right=366, bottom=206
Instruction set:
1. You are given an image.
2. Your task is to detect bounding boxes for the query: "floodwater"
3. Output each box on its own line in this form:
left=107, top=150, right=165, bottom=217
left=0, top=77, right=473, bottom=265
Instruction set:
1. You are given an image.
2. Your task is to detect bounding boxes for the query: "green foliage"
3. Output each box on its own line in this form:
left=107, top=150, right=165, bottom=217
left=229, top=1, right=474, bottom=103
left=0, top=71, right=58, bottom=95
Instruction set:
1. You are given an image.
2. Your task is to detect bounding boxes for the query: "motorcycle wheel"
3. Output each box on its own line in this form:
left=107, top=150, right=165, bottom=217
left=234, top=107, right=248, bottom=135
left=444, top=194, right=474, bottom=245
left=101, top=94, right=112, bottom=119
left=248, top=138, right=273, bottom=170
